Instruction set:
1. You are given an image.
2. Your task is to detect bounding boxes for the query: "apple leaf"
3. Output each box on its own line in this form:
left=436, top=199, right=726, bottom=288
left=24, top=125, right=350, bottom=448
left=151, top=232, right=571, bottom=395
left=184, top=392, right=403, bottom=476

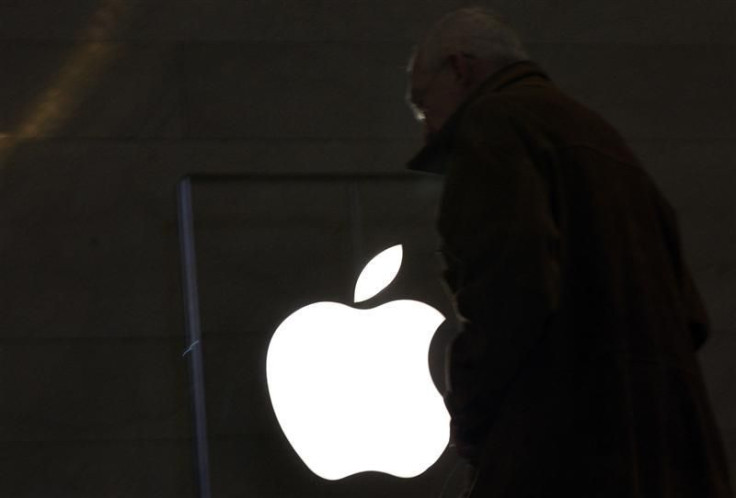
left=353, top=244, right=403, bottom=303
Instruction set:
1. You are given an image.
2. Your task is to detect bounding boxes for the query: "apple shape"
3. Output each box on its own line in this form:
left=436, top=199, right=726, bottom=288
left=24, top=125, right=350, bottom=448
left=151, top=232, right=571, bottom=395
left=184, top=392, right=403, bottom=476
left=266, top=244, right=450, bottom=481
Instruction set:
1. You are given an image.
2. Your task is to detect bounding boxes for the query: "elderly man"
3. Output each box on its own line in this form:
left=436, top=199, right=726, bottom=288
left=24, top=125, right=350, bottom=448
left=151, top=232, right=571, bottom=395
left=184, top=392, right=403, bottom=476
left=406, top=7, right=733, bottom=498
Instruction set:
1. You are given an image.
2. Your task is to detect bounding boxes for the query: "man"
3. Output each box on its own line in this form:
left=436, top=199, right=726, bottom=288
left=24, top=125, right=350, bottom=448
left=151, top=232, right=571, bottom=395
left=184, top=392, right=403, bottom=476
left=406, top=7, right=733, bottom=497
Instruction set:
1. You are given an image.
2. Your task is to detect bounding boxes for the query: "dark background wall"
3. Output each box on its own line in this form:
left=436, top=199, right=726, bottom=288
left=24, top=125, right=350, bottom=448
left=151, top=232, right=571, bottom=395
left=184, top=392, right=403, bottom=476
left=0, top=1, right=734, bottom=496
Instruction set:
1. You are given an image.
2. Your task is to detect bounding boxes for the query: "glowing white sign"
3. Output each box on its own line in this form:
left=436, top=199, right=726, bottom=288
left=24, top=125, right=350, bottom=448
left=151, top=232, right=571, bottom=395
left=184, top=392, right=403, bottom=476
left=266, top=244, right=450, bottom=480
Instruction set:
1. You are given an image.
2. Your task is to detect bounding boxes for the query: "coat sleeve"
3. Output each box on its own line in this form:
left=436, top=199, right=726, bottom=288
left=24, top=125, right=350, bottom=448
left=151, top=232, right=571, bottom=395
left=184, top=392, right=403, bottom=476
left=655, top=194, right=711, bottom=350
left=437, top=100, right=562, bottom=459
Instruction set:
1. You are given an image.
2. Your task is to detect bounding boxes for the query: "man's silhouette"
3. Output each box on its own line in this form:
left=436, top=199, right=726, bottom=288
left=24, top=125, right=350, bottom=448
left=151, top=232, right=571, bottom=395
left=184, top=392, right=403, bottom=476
left=406, top=7, right=733, bottom=497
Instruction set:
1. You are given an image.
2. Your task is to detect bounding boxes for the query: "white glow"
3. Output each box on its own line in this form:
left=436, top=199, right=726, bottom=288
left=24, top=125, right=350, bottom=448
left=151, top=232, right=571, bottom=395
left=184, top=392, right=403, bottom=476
left=353, top=244, right=403, bottom=303
left=266, top=245, right=450, bottom=481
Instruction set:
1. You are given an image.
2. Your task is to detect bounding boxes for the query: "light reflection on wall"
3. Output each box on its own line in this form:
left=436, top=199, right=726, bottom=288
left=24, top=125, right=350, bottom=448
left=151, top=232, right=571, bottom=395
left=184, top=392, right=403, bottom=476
left=0, top=0, right=133, bottom=170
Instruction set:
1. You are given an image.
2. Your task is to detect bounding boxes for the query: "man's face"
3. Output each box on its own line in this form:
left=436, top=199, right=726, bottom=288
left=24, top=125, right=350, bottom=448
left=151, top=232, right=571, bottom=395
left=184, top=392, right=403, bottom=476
left=408, top=52, right=467, bottom=144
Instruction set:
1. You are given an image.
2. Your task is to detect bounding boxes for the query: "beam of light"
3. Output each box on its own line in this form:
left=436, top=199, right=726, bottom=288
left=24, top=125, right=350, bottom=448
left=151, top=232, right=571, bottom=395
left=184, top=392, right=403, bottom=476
left=0, top=0, right=133, bottom=174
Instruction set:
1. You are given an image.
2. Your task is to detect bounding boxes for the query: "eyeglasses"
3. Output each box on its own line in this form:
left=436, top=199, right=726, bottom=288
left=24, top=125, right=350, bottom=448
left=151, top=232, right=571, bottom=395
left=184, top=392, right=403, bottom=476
left=408, top=57, right=453, bottom=123
left=407, top=53, right=477, bottom=123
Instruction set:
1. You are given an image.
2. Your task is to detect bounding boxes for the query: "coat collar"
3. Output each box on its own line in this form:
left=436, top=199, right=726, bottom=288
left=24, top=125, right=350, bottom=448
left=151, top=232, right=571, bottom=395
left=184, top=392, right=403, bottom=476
left=406, top=59, right=552, bottom=174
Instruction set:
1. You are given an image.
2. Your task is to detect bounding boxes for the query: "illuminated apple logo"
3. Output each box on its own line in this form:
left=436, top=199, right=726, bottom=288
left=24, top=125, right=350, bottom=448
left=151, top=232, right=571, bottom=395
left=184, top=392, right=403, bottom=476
left=266, top=244, right=450, bottom=480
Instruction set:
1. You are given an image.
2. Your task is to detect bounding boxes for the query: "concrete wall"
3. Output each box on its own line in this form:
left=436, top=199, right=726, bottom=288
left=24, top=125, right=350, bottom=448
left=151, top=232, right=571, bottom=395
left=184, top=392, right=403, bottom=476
left=0, top=1, right=734, bottom=496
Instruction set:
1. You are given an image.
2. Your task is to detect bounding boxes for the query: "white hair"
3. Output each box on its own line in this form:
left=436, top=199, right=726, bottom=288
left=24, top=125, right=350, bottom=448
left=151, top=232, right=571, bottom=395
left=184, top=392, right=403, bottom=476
left=413, top=6, right=531, bottom=73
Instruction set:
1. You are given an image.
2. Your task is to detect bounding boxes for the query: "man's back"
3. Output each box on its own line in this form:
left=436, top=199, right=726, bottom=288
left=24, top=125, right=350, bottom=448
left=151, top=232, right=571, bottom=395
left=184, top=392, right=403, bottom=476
left=412, top=60, right=733, bottom=497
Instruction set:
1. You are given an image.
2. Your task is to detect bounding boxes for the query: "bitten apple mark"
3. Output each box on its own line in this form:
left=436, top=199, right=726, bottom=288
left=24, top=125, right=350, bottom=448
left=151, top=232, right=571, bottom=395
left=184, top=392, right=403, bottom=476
left=353, top=244, right=403, bottom=303
left=266, top=240, right=450, bottom=480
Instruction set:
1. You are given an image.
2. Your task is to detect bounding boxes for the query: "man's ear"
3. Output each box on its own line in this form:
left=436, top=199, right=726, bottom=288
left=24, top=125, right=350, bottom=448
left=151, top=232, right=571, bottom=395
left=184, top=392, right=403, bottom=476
left=448, top=53, right=474, bottom=88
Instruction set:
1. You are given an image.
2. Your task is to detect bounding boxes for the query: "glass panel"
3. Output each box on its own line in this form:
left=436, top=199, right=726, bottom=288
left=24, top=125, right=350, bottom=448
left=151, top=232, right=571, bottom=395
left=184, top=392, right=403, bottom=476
left=184, top=174, right=466, bottom=498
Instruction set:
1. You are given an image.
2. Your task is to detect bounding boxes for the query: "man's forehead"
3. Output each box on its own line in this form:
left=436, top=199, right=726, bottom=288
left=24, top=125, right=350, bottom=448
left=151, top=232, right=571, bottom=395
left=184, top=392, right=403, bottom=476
left=409, top=51, right=430, bottom=77
left=408, top=57, right=431, bottom=99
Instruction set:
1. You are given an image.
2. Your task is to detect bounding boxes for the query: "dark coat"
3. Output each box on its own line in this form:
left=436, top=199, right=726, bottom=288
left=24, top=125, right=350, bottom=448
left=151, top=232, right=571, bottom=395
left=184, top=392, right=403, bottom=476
left=407, top=60, right=733, bottom=497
